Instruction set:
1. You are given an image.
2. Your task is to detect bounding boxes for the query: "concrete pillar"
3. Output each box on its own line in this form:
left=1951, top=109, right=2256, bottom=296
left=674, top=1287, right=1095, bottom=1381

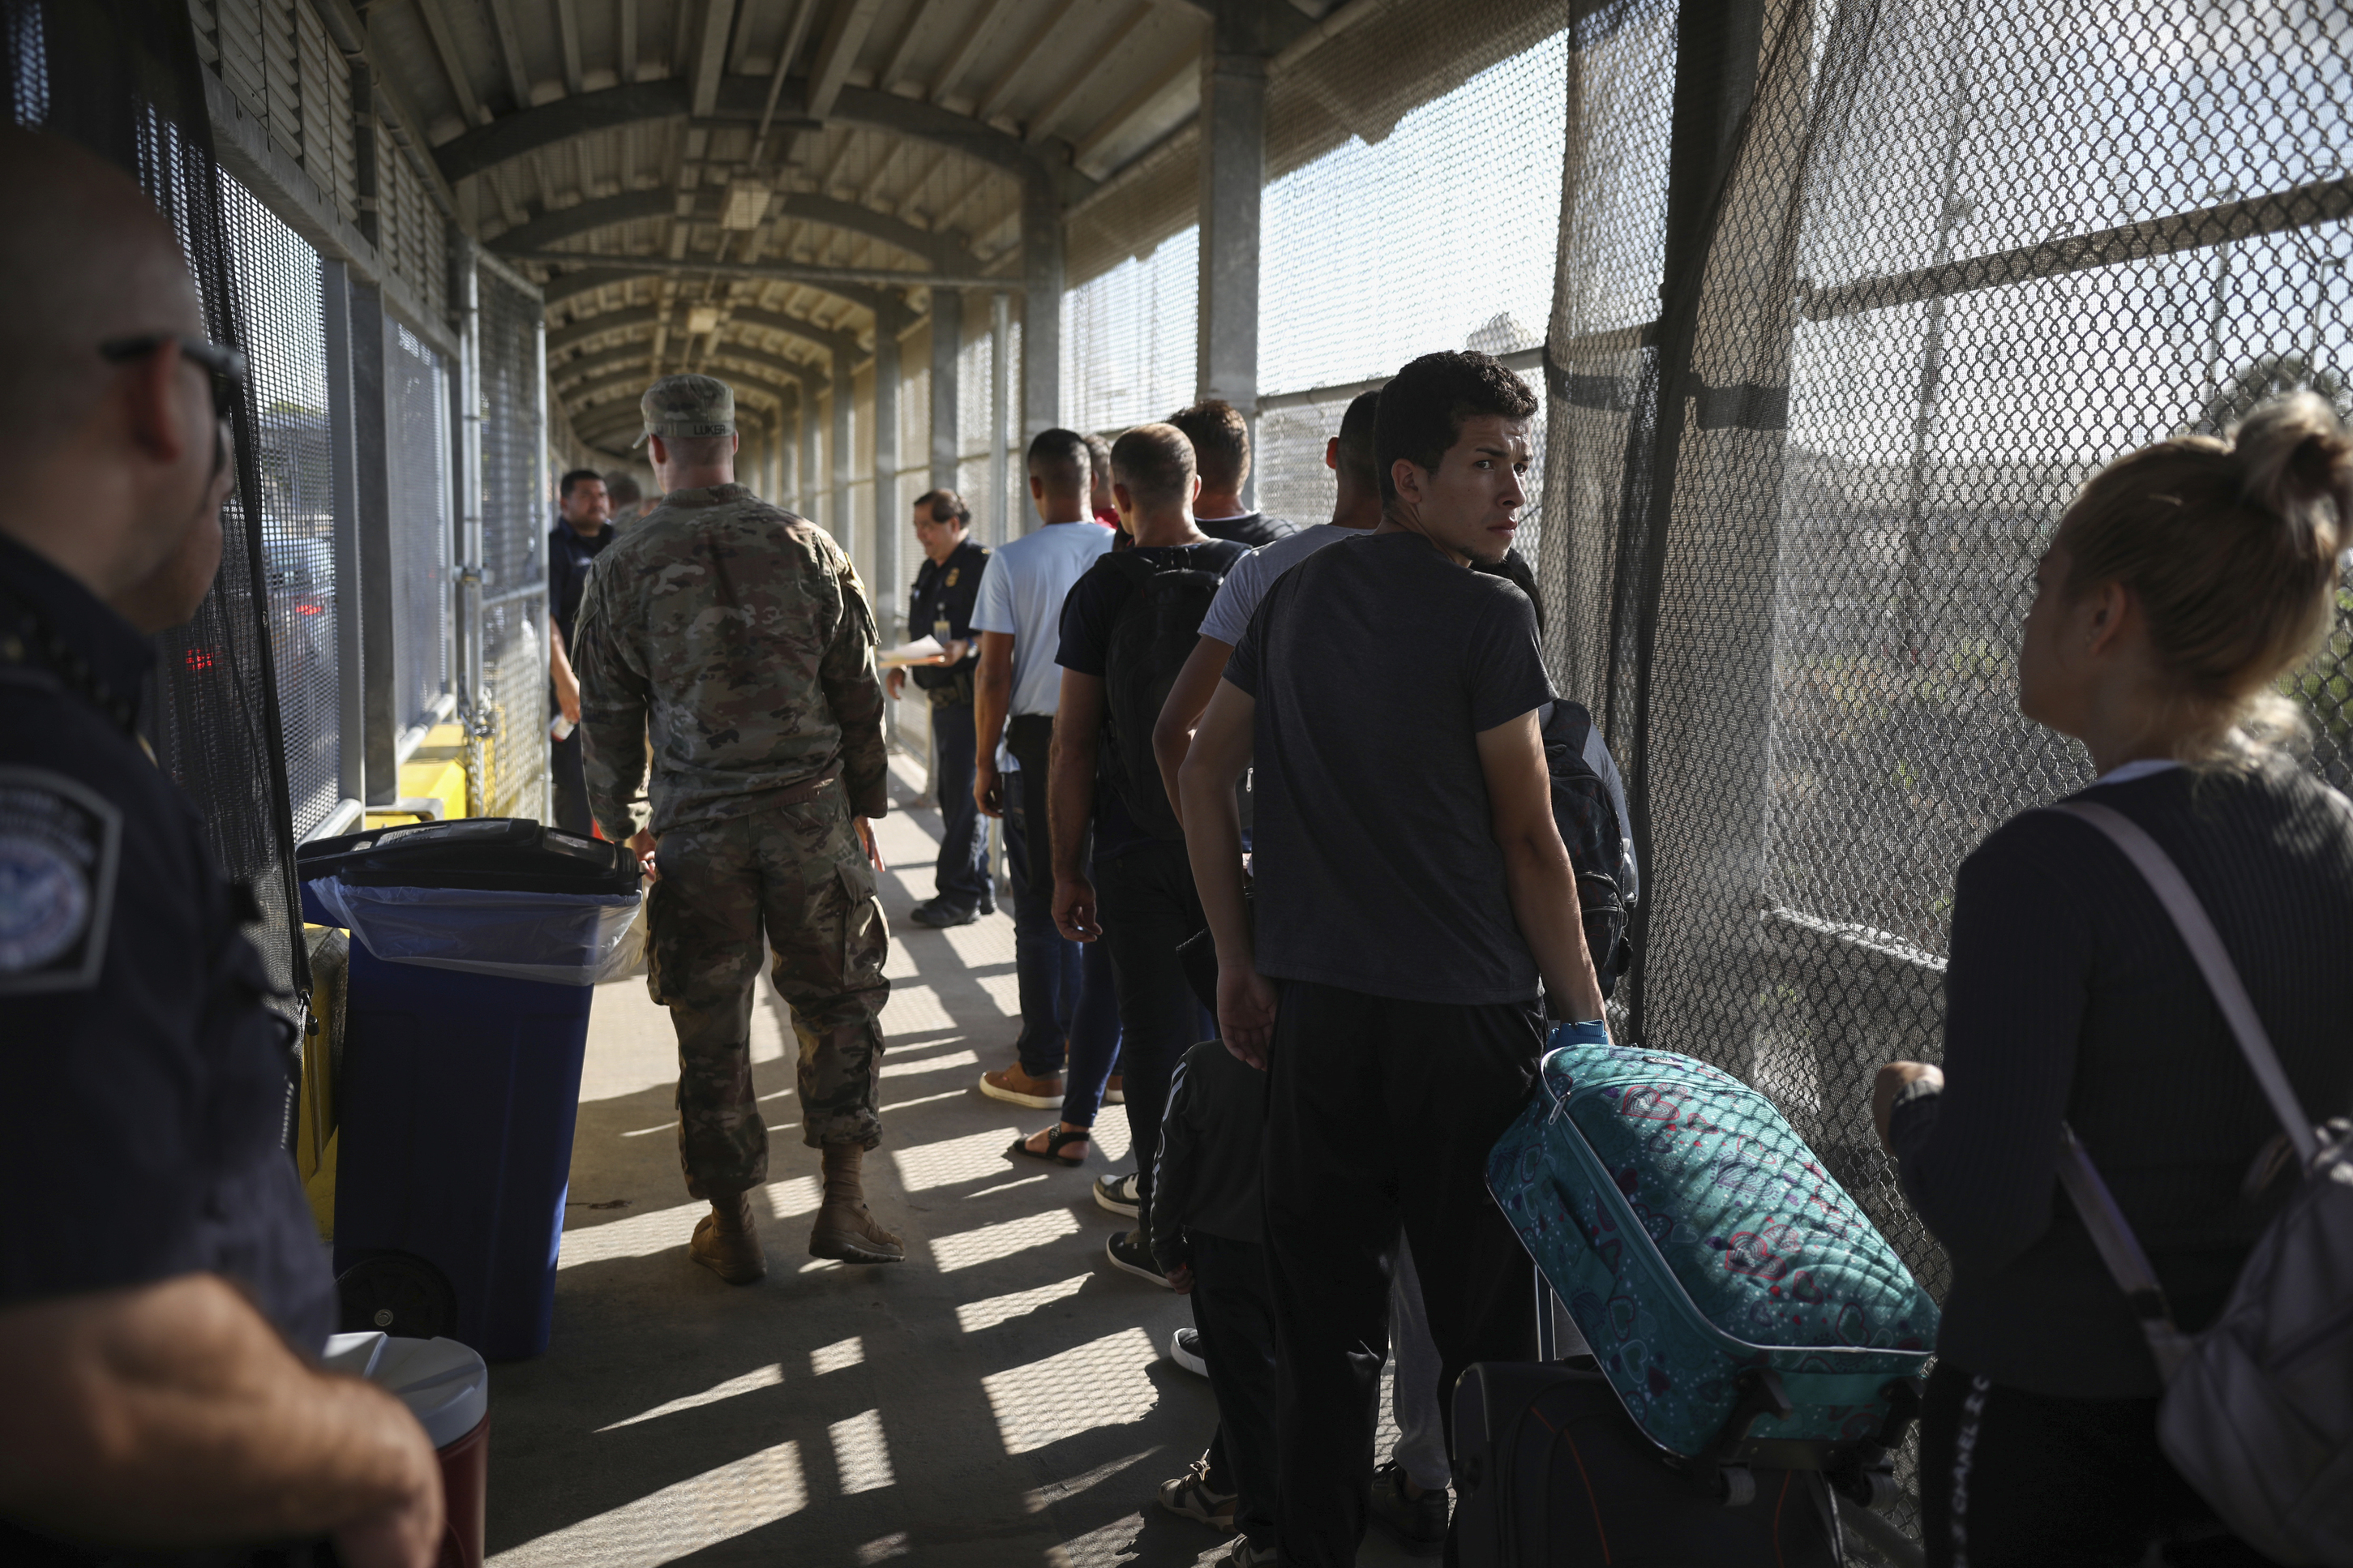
left=873, top=296, right=905, bottom=646
left=1196, top=2, right=1269, bottom=509
left=930, top=289, right=962, bottom=492
left=1021, top=176, right=1061, bottom=443
left=989, top=291, right=1011, bottom=542
left=799, top=381, right=820, bottom=516
left=830, top=349, right=851, bottom=552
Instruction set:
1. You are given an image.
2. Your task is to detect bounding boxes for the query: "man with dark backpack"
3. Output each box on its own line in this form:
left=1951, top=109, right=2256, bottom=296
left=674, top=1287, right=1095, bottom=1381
left=1048, top=423, right=1247, bottom=1283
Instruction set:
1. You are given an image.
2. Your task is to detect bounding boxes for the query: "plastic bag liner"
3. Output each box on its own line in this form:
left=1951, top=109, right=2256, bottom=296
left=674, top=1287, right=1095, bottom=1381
left=306, top=876, right=644, bottom=987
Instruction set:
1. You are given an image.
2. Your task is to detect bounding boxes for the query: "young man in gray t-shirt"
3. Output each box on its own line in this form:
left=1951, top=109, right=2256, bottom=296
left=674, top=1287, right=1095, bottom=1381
left=1178, top=351, right=1609, bottom=1562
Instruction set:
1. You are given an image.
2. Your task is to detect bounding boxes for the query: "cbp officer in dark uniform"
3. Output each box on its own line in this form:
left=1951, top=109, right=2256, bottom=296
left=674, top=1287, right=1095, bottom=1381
left=890, top=490, right=992, bottom=928
left=546, top=468, right=614, bottom=836
left=0, top=129, right=441, bottom=1567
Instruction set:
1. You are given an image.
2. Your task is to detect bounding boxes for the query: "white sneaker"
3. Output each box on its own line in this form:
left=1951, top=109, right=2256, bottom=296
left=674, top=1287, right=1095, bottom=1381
left=1170, top=1326, right=1207, bottom=1377
left=1093, top=1171, right=1142, bottom=1218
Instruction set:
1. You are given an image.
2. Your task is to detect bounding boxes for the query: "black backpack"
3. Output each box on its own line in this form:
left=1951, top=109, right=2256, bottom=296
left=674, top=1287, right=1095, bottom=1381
left=1096, top=546, right=1236, bottom=841
left=1542, top=700, right=1640, bottom=1007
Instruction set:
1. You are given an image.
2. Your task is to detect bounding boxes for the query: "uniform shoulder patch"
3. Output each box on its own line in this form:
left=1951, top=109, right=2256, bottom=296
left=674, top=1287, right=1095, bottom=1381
left=0, top=765, right=121, bottom=994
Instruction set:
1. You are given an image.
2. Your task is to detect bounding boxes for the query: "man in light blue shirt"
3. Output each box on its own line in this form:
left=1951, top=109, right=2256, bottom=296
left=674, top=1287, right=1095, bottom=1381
left=970, top=430, right=1119, bottom=1114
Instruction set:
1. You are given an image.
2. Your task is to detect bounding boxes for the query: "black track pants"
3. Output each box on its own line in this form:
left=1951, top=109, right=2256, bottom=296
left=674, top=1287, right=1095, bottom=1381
left=1261, top=979, right=1543, bottom=1567
left=1919, top=1362, right=2283, bottom=1568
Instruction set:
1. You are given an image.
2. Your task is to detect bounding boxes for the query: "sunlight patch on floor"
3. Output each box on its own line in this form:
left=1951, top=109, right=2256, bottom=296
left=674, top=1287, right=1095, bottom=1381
left=878, top=1086, right=966, bottom=1116
left=882, top=983, right=956, bottom=1033
left=940, top=919, right=1014, bottom=967
left=1022, top=1446, right=1162, bottom=1514
left=956, top=1273, right=1091, bottom=1333
left=878, top=1047, right=979, bottom=1078
left=1044, top=1510, right=1146, bottom=1568
left=930, top=1208, right=1082, bottom=1272
left=1090, top=1106, right=1133, bottom=1164
left=487, top=1440, right=808, bottom=1566
left=829, top=1408, right=896, bottom=1493
left=596, top=1365, right=783, bottom=1433
left=765, top=1176, right=822, bottom=1220
left=892, top=1125, right=1021, bottom=1190
left=983, top=1327, right=1159, bottom=1456
left=811, top=1335, right=864, bottom=1373
left=557, top=1199, right=705, bottom=1268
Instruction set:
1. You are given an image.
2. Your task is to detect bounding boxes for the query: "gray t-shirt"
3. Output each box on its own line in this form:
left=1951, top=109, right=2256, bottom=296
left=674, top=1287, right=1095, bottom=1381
left=1224, top=529, right=1555, bottom=1005
left=1197, top=522, right=1365, bottom=647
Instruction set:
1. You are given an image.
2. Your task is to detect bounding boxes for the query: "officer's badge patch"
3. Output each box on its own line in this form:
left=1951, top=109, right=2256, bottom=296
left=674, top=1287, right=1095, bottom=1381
left=945, top=568, right=959, bottom=587
left=0, top=767, right=119, bottom=993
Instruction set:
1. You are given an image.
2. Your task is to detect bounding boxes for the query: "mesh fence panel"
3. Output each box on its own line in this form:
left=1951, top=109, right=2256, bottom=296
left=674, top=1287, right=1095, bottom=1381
left=6, top=0, right=307, bottom=996
left=1541, top=0, right=2353, bottom=1536
left=1062, top=226, right=1198, bottom=439
left=476, top=267, right=546, bottom=821
left=385, top=316, right=452, bottom=734
left=1254, top=14, right=1567, bottom=519
left=219, top=176, right=340, bottom=840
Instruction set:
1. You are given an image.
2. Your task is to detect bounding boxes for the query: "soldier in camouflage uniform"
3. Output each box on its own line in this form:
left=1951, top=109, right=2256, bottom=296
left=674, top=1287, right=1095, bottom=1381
left=569, top=374, right=902, bottom=1279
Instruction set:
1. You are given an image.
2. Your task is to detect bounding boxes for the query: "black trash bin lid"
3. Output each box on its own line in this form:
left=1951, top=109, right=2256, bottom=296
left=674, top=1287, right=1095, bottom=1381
left=297, top=817, right=641, bottom=895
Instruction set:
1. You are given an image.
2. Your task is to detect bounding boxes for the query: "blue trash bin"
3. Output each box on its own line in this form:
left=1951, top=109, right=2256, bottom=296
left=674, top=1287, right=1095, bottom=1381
left=298, top=819, right=641, bottom=1361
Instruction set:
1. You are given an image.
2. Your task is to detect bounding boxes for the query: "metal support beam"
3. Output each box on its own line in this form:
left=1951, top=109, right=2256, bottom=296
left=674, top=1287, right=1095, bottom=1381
left=930, top=288, right=962, bottom=490
left=872, top=293, right=906, bottom=643
left=494, top=187, right=979, bottom=272
left=691, top=0, right=735, bottom=118
left=808, top=0, right=885, bottom=120
left=432, top=78, right=1098, bottom=209
left=799, top=383, right=820, bottom=514
left=320, top=260, right=369, bottom=812
left=407, top=0, right=486, bottom=127
left=830, top=349, right=852, bottom=551
left=1021, top=171, right=1061, bottom=445
left=483, top=0, right=534, bottom=109
left=989, top=290, right=1009, bottom=540
left=510, top=249, right=1006, bottom=292
left=1196, top=2, right=1268, bottom=503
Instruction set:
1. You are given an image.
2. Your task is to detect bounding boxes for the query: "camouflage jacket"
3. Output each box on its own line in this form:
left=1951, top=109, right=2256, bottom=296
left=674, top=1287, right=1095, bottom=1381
left=570, top=483, right=886, bottom=838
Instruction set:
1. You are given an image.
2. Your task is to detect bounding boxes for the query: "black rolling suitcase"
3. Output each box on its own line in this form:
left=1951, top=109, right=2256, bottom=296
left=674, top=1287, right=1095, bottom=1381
left=1452, top=1357, right=1849, bottom=1566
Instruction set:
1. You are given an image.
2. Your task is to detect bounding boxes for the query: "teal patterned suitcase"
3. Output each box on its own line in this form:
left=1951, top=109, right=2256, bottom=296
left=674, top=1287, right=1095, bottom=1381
left=1488, top=1039, right=1937, bottom=1466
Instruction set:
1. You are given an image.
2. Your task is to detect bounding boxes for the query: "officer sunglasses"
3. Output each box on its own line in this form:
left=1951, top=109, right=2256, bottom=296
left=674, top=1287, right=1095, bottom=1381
left=99, top=334, right=249, bottom=422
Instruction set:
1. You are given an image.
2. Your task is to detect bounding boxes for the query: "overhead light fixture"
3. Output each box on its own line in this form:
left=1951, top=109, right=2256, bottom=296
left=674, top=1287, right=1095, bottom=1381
left=722, top=181, right=772, bottom=230
left=685, top=305, right=721, bottom=336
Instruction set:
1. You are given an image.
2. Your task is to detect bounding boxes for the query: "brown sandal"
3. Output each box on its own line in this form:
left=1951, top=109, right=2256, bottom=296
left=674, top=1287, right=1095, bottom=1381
left=1006, top=1125, right=1091, bottom=1167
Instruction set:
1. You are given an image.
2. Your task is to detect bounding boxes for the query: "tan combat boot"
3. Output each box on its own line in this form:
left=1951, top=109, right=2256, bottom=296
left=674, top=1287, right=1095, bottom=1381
left=808, top=1144, right=905, bottom=1264
left=689, top=1189, right=767, bottom=1284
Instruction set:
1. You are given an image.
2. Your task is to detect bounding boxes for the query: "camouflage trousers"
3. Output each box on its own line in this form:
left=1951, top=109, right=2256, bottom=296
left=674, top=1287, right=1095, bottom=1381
left=645, top=784, right=891, bottom=1197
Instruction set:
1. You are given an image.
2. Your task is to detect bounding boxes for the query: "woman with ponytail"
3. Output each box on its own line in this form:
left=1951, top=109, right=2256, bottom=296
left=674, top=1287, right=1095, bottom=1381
left=1872, top=393, right=2353, bottom=1566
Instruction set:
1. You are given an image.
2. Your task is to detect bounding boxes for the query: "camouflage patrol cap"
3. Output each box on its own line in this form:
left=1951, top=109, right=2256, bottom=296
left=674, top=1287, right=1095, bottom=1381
left=633, top=373, right=736, bottom=448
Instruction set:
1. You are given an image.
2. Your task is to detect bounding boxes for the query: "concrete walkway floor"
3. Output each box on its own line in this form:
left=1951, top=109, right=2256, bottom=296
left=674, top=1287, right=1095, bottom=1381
left=484, top=756, right=1428, bottom=1567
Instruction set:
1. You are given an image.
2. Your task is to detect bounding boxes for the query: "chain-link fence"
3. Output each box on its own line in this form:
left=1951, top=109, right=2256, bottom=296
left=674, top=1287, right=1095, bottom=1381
left=1540, top=0, right=2352, bottom=1540
left=473, top=263, right=548, bottom=822
left=221, top=175, right=341, bottom=842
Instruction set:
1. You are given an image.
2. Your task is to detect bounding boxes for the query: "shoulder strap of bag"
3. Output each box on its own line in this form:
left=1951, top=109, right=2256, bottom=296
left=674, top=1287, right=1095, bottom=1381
left=2038, top=798, right=2322, bottom=1383
left=2046, top=800, right=2317, bottom=1163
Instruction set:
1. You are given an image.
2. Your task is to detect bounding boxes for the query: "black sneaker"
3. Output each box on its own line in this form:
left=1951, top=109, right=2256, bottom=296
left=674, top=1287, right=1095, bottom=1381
left=1093, top=1171, right=1141, bottom=1219
left=908, top=899, right=978, bottom=928
left=1368, top=1459, right=1450, bottom=1549
left=1105, top=1229, right=1171, bottom=1287
left=1170, top=1326, right=1207, bottom=1377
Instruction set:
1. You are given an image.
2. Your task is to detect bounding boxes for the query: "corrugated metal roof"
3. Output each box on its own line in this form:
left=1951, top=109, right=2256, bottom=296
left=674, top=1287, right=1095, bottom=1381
left=322, top=0, right=1543, bottom=436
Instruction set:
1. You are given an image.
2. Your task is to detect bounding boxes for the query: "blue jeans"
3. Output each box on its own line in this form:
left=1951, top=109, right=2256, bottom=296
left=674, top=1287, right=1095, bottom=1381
left=1090, top=838, right=1215, bottom=1221
left=1004, top=761, right=1119, bottom=1084
left=926, top=699, right=990, bottom=910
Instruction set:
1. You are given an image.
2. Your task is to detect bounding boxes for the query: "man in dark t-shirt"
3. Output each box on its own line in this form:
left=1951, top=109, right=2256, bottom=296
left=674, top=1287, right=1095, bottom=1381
left=548, top=467, right=614, bottom=835
left=1179, top=352, right=1610, bottom=1562
left=1171, top=398, right=1297, bottom=548
left=1050, top=424, right=1246, bottom=1285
